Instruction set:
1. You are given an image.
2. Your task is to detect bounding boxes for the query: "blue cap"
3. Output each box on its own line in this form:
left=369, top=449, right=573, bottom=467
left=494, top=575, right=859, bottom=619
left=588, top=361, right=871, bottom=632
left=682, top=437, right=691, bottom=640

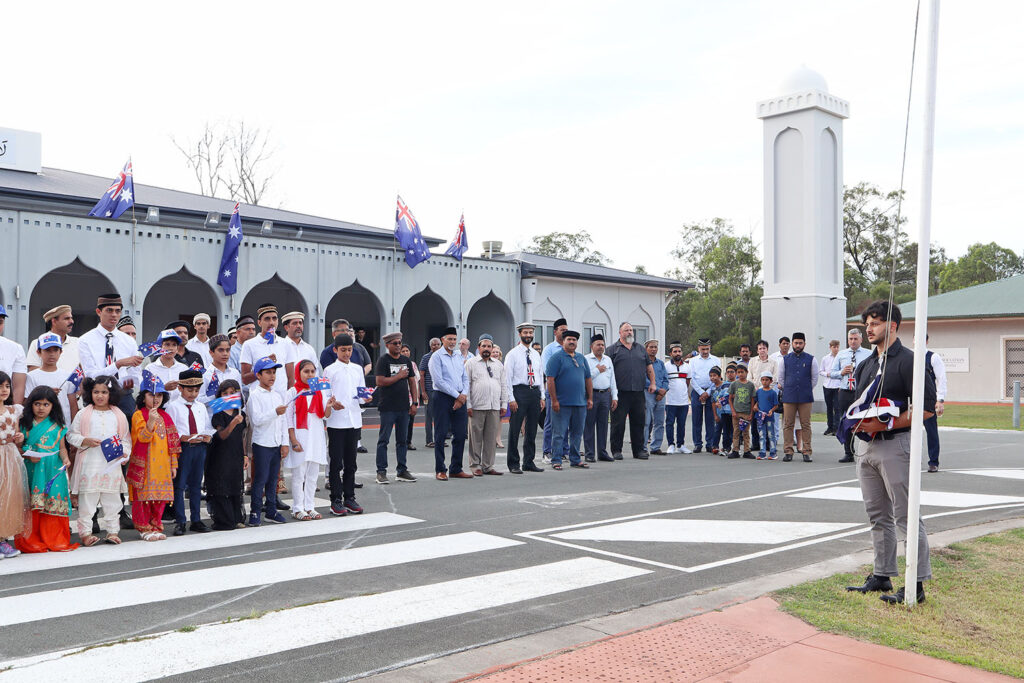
left=253, top=356, right=282, bottom=374
left=36, top=333, right=63, bottom=350
left=158, top=329, right=184, bottom=344
left=0, top=304, right=7, bottom=318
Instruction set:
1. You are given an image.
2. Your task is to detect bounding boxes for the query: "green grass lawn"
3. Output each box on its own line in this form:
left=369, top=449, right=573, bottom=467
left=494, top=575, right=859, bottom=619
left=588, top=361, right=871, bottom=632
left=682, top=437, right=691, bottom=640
left=775, top=528, right=1024, bottom=678
left=812, top=403, right=1024, bottom=430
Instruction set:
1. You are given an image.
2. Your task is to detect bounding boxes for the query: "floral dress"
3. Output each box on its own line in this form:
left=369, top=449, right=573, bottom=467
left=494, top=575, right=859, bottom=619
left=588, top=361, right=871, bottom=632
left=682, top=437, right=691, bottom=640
left=0, top=405, right=30, bottom=539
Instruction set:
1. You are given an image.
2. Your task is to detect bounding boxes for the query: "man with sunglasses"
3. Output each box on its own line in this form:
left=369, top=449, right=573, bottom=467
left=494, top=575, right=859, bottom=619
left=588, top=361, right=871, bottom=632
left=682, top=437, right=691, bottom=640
left=466, top=334, right=508, bottom=476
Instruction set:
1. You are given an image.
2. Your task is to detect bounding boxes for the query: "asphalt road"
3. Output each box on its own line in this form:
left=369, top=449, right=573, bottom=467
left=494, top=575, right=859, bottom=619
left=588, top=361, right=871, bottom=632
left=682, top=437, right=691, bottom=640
left=1, top=425, right=1022, bottom=682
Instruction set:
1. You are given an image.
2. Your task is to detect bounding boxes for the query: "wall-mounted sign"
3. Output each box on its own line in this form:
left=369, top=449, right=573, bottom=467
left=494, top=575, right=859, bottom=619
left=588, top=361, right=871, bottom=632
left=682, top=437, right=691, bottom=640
left=0, top=127, right=42, bottom=174
left=933, top=347, right=969, bottom=373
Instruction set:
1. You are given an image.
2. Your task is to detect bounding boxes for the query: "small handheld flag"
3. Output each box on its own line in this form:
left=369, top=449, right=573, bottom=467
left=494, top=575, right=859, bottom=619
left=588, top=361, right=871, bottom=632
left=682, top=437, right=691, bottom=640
left=88, top=160, right=135, bottom=220
left=738, top=418, right=750, bottom=433
left=217, top=202, right=243, bottom=296
left=444, top=213, right=468, bottom=261
left=307, top=377, right=331, bottom=392
left=206, top=371, right=220, bottom=397
left=355, top=386, right=375, bottom=400
left=43, top=464, right=68, bottom=497
left=394, top=195, right=431, bottom=268
left=100, top=435, right=124, bottom=463
left=138, top=340, right=162, bottom=357
left=190, top=361, right=204, bottom=372
left=140, top=369, right=165, bottom=395
left=263, top=328, right=277, bottom=344
left=65, top=367, right=85, bottom=393
left=208, top=393, right=243, bottom=414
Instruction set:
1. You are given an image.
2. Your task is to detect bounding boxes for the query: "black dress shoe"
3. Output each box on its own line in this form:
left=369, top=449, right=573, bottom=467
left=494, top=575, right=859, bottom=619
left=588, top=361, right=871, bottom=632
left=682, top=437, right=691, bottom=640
left=823, top=429, right=835, bottom=436
left=173, top=523, right=187, bottom=536
left=597, top=455, right=615, bottom=462
left=190, top=521, right=211, bottom=533
left=509, top=467, right=523, bottom=474
left=692, top=447, right=702, bottom=453
left=845, top=574, right=893, bottom=593
left=585, top=456, right=596, bottom=462
left=838, top=455, right=855, bottom=463
left=523, top=464, right=544, bottom=472
left=119, top=509, right=135, bottom=530
left=406, top=444, right=417, bottom=451
left=612, top=452, right=624, bottom=460
left=802, top=454, right=813, bottom=463
left=881, top=585, right=925, bottom=605
left=650, top=449, right=665, bottom=455
left=782, top=454, right=793, bottom=462
left=357, top=446, right=368, bottom=453
left=275, top=499, right=289, bottom=511
left=355, top=482, right=363, bottom=488
left=633, top=453, right=649, bottom=460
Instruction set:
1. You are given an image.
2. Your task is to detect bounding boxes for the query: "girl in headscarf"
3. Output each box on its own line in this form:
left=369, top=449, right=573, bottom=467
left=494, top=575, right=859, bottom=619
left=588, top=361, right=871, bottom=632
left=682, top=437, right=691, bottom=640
left=285, top=360, right=332, bottom=520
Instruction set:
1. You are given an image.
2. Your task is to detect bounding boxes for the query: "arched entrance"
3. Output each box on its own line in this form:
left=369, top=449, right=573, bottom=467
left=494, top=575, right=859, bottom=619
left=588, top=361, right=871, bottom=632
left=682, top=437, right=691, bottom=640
left=400, top=287, right=452, bottom=361
left=324, top=281, right=384, bottom=351
left=28, top=259, right=118, bottom=339
left=141, top=267, right=220, bottom=342
left=240, top=274, right=309, bottom=339
left=466, top=291, right=515, bottom=351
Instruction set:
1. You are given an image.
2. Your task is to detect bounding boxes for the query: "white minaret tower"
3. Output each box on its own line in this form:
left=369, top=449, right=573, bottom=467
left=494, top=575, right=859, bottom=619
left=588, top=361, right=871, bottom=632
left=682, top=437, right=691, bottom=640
left=757, top=67, right=849, bottom=396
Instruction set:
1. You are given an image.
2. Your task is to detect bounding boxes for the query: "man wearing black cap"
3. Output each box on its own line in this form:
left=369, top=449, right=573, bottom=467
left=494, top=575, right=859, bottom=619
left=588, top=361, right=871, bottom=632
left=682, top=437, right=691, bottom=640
left=584, top=334, right=617, bottom=462
left=606, top=322, right=657, bottom=459
left=544, top=329, right=593, bottom=469
left=776, top=332, right=819, bottom=462
left=428, top=326, right=472, bottom=480
left=504, top=322, right=545, bottom=473
left=165, top=369, right=214, bottom=535
left=78, top=294, right=143, bottom=417
left=540, top=318, right=569, bottom=461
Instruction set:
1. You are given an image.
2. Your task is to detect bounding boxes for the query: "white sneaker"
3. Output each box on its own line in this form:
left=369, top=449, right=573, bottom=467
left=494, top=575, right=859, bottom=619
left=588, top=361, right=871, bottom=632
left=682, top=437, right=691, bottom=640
left=680, top=445, right=692, bottom=454
left=542, top=453, right=552, bottom=464
left=666, top=445, right=676, bottom=454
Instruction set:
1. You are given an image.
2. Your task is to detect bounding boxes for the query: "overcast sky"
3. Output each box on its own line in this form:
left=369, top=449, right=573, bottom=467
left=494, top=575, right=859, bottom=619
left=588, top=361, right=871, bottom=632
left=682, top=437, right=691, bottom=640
left=4, top=1, right=1022, bottom=277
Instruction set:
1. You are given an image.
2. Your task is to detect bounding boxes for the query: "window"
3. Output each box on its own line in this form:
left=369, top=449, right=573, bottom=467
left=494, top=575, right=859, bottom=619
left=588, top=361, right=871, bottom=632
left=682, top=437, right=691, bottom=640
left=1003, top=337, right=1024, bottom=399
left=533, top=322, right=553, bottom=349
left=633, top=326, right=649, bottom=344
left=582, top=325, right=606, bottom=344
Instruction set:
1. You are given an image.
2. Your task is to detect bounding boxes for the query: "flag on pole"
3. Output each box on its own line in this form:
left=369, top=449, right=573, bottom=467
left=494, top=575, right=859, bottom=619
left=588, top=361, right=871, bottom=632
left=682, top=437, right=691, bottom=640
left=138, top=340, right=162, bottom=357
left=88, top=160, right=135, bottom=219
left=206, top=370, right=220, bottom=397
left=394, top=195, right=431, bottom=268
left=100, top=435, right=125, bottom=463
left=355, top=386, right=376, bottom=400
left=140, top=369, right=165, bottom=395
left=207, top=393, right=243, bottom=414
left=43, top=464, right=68, bottom=497
left=189, top=361, right=204, bottom=372
left=64, top=367, right=85, bottom=393
left=444, top=213, right=468, bottom=261
left=217, top=202, right=242, bottom=295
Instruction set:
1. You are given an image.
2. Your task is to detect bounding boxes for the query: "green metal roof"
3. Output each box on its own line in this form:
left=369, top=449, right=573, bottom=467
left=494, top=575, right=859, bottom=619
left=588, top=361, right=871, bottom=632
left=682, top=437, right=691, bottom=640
left=848, top=274, right=1024, bottom=321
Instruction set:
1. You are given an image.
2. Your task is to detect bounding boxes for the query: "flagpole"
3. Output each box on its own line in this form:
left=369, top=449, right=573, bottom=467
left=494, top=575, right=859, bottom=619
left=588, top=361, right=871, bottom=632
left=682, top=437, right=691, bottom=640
left=458, top=210, right=464, bottom=334
left=905, top=0, right=940, bottom=609
left=129, top=156, right=137, bottom=315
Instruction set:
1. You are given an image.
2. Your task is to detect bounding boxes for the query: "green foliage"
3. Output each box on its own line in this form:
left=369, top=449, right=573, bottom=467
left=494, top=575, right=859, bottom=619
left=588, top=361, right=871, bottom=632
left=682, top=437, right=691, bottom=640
left=938, top=242, right=1024, bottom=291
left=526, top=230, right=609, bottom=265
left=634, top=264, right=649, bottom=274
left=665, top=219, right=762, bottom=353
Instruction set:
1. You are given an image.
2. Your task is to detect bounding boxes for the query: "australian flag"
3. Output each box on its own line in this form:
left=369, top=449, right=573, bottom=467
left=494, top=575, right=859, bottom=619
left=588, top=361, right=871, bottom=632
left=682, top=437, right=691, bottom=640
left=208, top=393, right=243, bottom=414
left=262, top=328, right=276, bottom=344
left=88, top=160, right=135, bottom=220
left=140, top=369, right=165, bottom=395
left=307, top=377, right=331, bottom=392
left=444, top=213, right=468, bottom=261
left=138, top=340, right=162, bottom=357
left=355, top=386, right=375, bottom=400
left=217, top=203, right=242, bottom=295
left=206, top=370, right=220, bottom=397
left=100, top=435, right=124, bottom=463
left=395, top=195, right=431, bottom=268
left=836, top=370, right=902, bottom=445
left=65, top=366, right=85, bottom=393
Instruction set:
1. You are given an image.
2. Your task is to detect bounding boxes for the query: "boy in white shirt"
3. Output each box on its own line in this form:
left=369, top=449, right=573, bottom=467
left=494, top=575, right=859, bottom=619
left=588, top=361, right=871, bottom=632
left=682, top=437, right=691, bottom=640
left=25, top=333, right=78, bottom=425
left=248, top=356, right=288, bottom=526
left=324, top=334, right=370, bottom=516
left=165, top=370, right=214, bottom=535
left=147, top=330, right=189, bottom=403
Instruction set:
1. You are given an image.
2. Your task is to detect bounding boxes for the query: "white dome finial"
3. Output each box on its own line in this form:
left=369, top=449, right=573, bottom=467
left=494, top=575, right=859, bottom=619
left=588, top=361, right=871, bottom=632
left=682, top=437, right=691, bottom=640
left=779, top=65, right=829, bottom=95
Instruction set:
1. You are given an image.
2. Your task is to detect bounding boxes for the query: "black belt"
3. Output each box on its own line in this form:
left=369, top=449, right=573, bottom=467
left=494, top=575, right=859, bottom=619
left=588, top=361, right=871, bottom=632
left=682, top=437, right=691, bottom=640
left=594, top=388, right=609, bottom=393
left=514, top=384, right=541, bottom=390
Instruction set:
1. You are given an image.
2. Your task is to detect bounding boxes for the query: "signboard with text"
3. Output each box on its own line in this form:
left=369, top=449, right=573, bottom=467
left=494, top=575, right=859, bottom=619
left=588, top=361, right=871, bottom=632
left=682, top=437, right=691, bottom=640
left=0, top=128, right=42, bottom=174
left=933, top=347, right=970, bottom=373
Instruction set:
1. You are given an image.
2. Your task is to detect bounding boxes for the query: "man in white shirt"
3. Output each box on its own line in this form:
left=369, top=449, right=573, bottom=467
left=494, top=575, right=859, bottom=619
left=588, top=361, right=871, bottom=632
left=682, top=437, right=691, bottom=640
left=923, top=334, right=948, bottom=473
left=819, top=339, right=843, bottom=436
left=77, top=294, right=143, bottom=416
left=584, top=334, right=617, bottom=462
left=769, top=336, right=792, bottom=446
left=240, top=304, right=295, bottom=399
left=281, top=311, right=320, bottom=379
left=466, top=335, right=508, bottom=476
left=165, top=370, right=214, bottom=536
left=324, top=333, right=369, bottom=516
left=184, top=313, right=214, bottom=368
left=0, top=305, right=28, bottom=405
left=504, top=322, right=545, bottom=474
left=26, top=305, right=80, bottom=373
left=663, top=342, right=692, bottom=454
left=687, top=337, right=721, bottom=453
left=457, top=338, right=474, bottom=362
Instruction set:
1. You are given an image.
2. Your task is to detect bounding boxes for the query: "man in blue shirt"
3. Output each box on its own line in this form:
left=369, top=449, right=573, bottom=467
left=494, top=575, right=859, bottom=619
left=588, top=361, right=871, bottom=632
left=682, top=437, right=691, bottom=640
left=545, top=330, right=593, bottom=469
left=643, top=340, right=670, bottom=454
left=428, top=326, right=471, bottom=480
left=541, top=317, right=569, bottom=461
left=831, top=327, right=873, bottom=463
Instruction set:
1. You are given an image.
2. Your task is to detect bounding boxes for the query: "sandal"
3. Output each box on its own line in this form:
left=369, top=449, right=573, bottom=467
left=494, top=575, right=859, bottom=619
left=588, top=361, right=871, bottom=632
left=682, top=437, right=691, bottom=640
left=105, top=534, right=122, bottom=545
left=153, top=532, right=167, bottom=541
left=142, top=532, right=160, bottom=542
left=292, top=510, right=311, bottom=521
left=306, top=510, right=322, bottom=520
left=552, top=463, right=563, bottom=470
left=81, top=535, right=100, bottom=547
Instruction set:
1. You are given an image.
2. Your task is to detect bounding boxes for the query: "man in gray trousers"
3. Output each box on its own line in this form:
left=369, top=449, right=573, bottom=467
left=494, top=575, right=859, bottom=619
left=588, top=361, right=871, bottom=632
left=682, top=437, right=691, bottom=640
left=845, top=300, right=936, bottom=604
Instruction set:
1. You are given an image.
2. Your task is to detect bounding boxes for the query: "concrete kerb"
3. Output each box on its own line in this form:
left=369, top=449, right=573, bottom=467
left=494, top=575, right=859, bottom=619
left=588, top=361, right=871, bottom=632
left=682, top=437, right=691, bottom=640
left=362, top=515, right=1024, bottom=682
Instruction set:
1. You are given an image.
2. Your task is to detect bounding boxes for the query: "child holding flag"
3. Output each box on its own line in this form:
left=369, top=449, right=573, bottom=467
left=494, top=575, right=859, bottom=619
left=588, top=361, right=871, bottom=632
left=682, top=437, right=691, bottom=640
left=25, top=333, right=78, bottom=426
left=200, top=335, right=242, bottom=412
left=285, top=360, right=333, bottom=520
left=17, top=386, right=76, bottom=552
left=206, top=380, right=247, bottom=530
left=68, top=376, right=131, bottom=546
left=128, top=374, right=180, bottom=541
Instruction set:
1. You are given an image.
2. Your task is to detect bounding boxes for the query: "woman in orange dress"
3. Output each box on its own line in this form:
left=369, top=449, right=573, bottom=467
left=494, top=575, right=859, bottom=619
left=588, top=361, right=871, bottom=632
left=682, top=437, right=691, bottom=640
left=128, top=385, right=179, bottom=541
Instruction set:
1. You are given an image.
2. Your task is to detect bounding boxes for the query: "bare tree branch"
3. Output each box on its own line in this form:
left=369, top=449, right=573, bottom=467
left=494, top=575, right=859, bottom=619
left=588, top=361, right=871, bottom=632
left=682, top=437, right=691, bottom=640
left=172, top=120, right=278, bottom=206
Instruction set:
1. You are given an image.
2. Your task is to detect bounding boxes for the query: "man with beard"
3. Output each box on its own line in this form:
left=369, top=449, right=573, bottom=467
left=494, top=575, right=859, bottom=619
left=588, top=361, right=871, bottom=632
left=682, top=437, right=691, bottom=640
left=418, top=337, right=442, bottom=448
left=663, top=342, right=691, bottom=454
left=687, top=338, right=721, bottom=453
left=27, top=305, right=80, bottom=372
left=606, top=322, right=657, bottom=460
left=776, top=332, right=819, bottom=462
left=831, top=328, right=872, bottom=463
left=466, top=335, right=508, bottom=476
left=504, top=323, right=545, bottom=474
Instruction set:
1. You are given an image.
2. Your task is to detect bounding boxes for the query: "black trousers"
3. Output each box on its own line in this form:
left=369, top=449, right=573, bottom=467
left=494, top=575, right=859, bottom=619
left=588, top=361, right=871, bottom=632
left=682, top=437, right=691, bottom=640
left=611, top=390, right=646, bottom=456
left=837, top=389, right=856, bottom=457
left=823, top=387, right=839, bottom=432
left=508, top=385, right=542, bottom=470
left=327, top=427, right=359, bottom=504
left=209, top=494, right=242, bottom=530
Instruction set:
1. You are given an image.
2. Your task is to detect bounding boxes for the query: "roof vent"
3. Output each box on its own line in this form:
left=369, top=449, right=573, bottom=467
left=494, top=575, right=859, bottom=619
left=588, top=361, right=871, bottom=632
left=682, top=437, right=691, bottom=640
left=481, top=241, right=503, bottom=258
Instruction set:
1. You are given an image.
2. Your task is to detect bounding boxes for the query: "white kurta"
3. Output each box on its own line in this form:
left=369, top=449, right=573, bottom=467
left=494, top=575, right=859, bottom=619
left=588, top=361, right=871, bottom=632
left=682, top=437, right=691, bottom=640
left=67, top=409, right=129, bottom=495
left=284, top=387, right=329, bottom=468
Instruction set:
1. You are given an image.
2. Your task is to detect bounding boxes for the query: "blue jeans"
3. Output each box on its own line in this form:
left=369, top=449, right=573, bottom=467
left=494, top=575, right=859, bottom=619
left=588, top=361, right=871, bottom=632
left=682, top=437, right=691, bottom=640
left=924, top=415, right=940, bottom=466
left=550, top=405, right=586, bottom=466
left=665, top=404, right=688, bottom=447
left=712, top=413, right=733, bottom=451
left=690, top=390, right=716, bottom=450
left=251, top=443, right=282, bottom=517
left=759, top=416, right=777, bottom=456
left=174, top=443, right=207, bottom=525
left=376, top=410, right=410, bottom=474
left=432, top=391, right=468, bottom=474
left=644, top=393, right=666, bottom=451
left=543, top=398, right=569, bottom=456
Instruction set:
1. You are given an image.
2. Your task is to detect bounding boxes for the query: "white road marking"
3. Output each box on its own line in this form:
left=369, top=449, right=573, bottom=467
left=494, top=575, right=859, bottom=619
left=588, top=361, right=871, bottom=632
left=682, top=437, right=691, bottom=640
left=0, top=558, right=650, bottom=681
left=788, top=486, right=1024, bottom=508
left=519, top=490, right=656, bottom=509
left=0, top=532, right=521, bottom=627
left=949, top=469, right=1024, bottom=481
left=0, top=512, right=421, bottom=576
left=555, top=519, right=861, bottom=545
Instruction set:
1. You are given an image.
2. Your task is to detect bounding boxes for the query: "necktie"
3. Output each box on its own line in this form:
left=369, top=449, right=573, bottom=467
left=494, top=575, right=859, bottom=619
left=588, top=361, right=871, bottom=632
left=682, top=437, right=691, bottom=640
left=186, top=403, right=198, bottom=436
left=526, top=351, right=534, bottom=386
left=105, top=333, right=115, bottom=366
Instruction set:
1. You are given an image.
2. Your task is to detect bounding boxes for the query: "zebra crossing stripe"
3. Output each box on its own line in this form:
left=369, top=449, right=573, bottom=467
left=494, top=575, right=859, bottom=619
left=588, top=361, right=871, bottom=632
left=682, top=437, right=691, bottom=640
left=0, top=557, right=650, bottom=681
left=0, top=512, right=422, bottom=577
left=788, top=486, right=1024, bottom=508
left=0, top=532, right=521, bottom=627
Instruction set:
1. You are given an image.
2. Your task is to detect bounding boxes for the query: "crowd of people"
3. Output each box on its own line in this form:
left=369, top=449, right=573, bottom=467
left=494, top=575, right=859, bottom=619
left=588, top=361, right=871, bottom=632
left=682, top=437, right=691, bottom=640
left=0, top=295, right=946, bottom=571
